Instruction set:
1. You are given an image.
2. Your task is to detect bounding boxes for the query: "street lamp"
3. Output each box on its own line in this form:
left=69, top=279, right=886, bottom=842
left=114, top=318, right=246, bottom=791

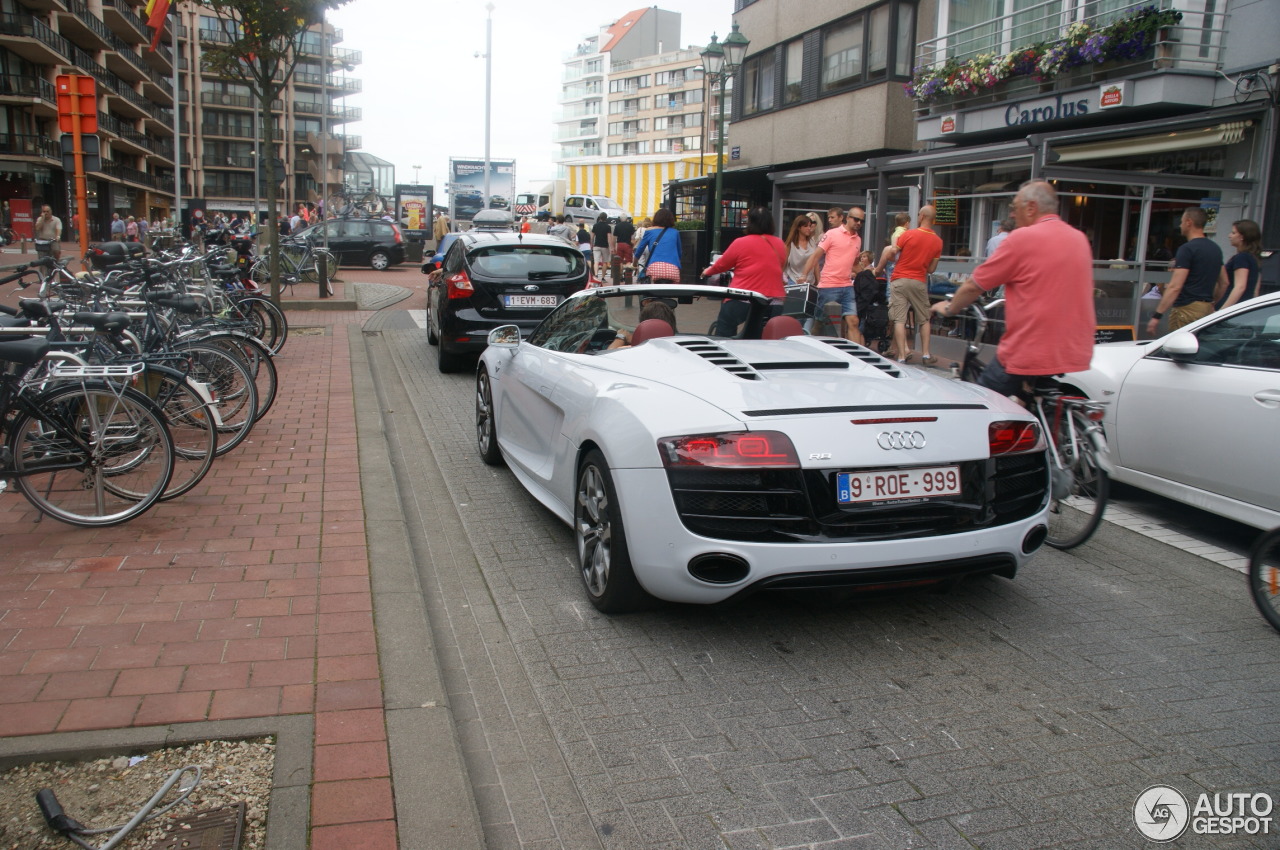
left=701, top=23, right=749, bottom=254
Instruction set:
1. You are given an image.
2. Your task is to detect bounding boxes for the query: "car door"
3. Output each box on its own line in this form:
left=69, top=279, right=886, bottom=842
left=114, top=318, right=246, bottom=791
left=1113, top=300, right=1280, bottom=513
left=339, top=219, right=372, bottom=264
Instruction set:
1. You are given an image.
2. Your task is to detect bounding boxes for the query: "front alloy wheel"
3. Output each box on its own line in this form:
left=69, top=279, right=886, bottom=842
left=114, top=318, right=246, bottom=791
left=574, top=450, right=650, bottom=613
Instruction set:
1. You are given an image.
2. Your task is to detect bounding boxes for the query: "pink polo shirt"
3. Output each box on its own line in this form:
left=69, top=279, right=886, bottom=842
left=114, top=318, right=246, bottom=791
left=971, top=214, right=1096, bottom=376
left=816, top=226, right=861, bottom=289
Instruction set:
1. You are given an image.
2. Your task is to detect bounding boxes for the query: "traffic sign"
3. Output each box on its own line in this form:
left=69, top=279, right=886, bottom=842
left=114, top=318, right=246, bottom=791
left=60, top=134, right=102, bottom=172
left=56, top=74, right=97, bottom=134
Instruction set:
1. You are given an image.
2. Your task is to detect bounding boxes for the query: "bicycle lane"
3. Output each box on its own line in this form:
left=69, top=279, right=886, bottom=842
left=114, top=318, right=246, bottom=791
left=0, top=310, right=403, bottom=849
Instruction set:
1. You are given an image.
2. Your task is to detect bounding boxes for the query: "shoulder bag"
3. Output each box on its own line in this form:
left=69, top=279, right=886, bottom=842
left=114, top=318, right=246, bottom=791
left=634, top=227, right=669, bottom=280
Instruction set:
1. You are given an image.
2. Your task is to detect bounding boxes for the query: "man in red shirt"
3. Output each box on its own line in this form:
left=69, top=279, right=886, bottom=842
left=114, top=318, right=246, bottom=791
left=889, top=206, right=943, bottom=363
left=931, top=180, right=1095, bottom=398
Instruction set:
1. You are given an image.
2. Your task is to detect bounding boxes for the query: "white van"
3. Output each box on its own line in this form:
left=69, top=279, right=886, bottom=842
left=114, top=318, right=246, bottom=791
left=563, top=194, right=628, bottom=226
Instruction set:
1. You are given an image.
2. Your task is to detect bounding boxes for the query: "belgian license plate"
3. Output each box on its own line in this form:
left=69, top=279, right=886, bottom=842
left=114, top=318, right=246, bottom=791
left=836, top=465, right=961, bottom=505
left=504, top=294, right=558, bottom=307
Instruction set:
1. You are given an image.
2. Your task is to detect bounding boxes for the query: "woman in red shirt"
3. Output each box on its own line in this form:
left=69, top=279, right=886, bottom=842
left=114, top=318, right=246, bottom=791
left=702, top=207, right=787, bottom=337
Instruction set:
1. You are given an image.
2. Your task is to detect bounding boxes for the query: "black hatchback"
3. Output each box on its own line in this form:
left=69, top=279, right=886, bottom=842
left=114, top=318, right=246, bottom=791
left=426, top=232, right=589, bottom=372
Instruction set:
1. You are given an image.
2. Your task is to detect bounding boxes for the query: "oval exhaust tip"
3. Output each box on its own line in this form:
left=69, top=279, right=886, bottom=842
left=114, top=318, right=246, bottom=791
left=1023, top=525, right=1048, bottom=554
left=688, top=553, right=750, bottom=584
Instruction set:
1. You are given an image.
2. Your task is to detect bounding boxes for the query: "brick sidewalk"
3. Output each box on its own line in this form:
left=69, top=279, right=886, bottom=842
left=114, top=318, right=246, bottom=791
left=0, top=309, right=399, bottom=848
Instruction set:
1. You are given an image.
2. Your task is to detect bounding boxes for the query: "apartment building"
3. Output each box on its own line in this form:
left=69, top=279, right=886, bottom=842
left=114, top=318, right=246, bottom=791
left=0, top=0, right=360, bottom=239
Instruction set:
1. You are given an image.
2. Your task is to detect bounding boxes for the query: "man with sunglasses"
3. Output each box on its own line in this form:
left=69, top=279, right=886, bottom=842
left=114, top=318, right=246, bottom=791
left=801, top=206, right=865, bottom=343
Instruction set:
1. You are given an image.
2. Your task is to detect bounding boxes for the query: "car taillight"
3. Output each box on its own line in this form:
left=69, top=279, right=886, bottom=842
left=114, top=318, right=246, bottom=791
left=445, top=271, right=473, bottom=299
left=988, top=420, right=1044, bottom=456
left=391, top=224, right=403, bottom=243
left=659, top=431, right=800, bottom=468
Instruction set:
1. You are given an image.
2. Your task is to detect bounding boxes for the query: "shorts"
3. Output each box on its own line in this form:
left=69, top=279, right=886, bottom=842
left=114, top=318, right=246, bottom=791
left=615, top=242, right=633, bottom=263
left=888, top=277, right=929, bottom=325
left=1169, top=301, right=1214, bottom=330
left=978, top=353, right=1046, bottom=398
left=816, top=286, right=856, bottom=317
left=593, top=246, right=610, bottom=266
left=644, top=261, right=680, bottom=283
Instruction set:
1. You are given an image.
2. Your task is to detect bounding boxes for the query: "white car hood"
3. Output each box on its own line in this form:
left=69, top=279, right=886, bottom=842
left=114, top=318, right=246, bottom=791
left=596, top=335, right=1007, bottom=417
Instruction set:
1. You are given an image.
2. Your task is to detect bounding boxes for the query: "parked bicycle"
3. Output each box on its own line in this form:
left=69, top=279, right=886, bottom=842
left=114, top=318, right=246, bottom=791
left=250, top=236, right=335, bottom=292
left=327, top=186, right=386, bottom=218
left=937, top=296, right=1110, bottom=549
left=1248, top=527, right=1280, bottom=633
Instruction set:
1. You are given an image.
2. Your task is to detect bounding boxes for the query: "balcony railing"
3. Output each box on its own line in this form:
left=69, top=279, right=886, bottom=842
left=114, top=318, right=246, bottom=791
left=63, top=0, right=114, bottom=48
left=0, top=73, right=58, bottom=105
left=0, top=133, right=59, bottom=159
left=914, top=0, right=1225, bottom=92
left=0, top=12, right=72, bottom=59
left=100, top=0, right=148, bottom=42
left=204, top=154, right=255, bottom=169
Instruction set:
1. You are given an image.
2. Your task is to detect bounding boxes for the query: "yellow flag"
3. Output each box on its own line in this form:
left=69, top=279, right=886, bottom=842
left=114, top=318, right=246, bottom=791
left=144, top=0, right=157, bottom=16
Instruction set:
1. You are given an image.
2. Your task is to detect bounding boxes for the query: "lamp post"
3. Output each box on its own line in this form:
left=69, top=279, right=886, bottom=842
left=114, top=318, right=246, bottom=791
left=483, top=3, right=494, bottom=206
left=700, top=23, right=749, bottom=254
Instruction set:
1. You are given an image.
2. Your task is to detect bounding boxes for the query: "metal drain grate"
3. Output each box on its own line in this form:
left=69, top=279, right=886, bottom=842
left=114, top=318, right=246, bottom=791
left=148, top=802, right=244, bottom=850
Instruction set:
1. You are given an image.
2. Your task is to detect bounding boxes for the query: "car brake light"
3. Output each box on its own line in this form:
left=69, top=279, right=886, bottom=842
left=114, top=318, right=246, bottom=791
left=391, top=224, right=403, bottom=243
left=988, top=420, right=1044, bottom=456
left=445, top=271, right=473, bottom=299
left=659, top=431, right=800, bottom=468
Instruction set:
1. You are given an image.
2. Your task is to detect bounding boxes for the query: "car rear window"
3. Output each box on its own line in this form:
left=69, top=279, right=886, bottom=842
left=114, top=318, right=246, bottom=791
left=469, top=246, right=584, bottom=278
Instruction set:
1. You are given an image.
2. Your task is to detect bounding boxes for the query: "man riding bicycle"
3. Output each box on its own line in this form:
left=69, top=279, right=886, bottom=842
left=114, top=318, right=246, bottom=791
left=930, top=180, right=1095, bottom=398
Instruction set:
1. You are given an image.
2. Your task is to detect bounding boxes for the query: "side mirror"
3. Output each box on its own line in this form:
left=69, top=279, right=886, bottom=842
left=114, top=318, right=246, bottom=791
left=488, top=325, right=520, bottom=347
left=1160, top=330, right=1199, bottom=361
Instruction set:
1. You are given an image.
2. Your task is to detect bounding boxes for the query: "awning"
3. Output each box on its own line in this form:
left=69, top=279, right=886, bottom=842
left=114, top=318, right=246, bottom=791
left=1053, top=121, right=1252, bottom=163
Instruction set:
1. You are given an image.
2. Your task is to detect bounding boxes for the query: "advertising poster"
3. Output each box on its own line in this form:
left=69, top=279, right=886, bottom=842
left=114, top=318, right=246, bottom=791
left=9, top=199, right=33, bottom=239
left=395, top=184, right=433, bottom=239
left=448, top=157, right=515, bottom=222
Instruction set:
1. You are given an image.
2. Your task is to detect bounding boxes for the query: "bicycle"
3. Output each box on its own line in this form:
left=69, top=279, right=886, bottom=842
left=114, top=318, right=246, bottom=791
left=327, top=186, right=386, bottom=218
left=249, top=237, right=335, bottom=292
left=938, top=297, right=1110, bottom=549
left=1248, top=527, right=1280, bottom=633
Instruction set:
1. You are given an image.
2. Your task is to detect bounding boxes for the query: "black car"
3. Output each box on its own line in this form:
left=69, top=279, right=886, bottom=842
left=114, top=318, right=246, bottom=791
left=426, top=231, right=589, bottom=372
left=298, top=217, right=405, bottom=270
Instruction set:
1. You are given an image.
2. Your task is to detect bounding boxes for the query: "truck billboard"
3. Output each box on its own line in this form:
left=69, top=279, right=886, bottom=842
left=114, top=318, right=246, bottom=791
left=395, top=183, right=433, bottom=241
left=448, top=157, right=515, bottom=223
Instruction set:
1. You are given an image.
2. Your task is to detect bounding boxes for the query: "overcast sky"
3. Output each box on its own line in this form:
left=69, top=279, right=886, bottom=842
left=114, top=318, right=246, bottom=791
left=326, top=0, right=736, bottom=192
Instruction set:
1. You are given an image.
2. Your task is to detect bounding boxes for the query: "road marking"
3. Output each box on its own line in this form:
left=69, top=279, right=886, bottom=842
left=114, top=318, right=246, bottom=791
left=407, top=310, right=426, bottom=329
left=1103, top=502, right=1248, bottom=573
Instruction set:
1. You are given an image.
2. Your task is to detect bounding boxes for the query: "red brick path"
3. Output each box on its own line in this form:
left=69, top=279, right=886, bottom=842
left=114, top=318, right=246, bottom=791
left=0, top=305, right=399, bottom=848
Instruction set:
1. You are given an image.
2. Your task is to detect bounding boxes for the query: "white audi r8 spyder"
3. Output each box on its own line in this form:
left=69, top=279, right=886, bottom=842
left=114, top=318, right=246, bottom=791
left=475, top=285, right=1052, bottom=612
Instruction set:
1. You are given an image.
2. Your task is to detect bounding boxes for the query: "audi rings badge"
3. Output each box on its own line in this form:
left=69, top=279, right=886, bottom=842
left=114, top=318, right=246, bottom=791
left=876, top=431, right=926, bottom=450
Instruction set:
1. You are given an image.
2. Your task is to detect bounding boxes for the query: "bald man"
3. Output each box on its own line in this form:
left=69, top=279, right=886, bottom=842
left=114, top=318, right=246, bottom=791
left=889, top=205, right=943, bottom=363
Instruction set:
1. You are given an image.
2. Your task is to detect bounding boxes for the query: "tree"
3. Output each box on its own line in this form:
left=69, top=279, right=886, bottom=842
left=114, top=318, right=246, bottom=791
left=196, top=0, right=350, bottom=304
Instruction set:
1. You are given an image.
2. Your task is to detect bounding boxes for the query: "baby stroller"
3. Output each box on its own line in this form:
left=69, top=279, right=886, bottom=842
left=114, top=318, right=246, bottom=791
left=856, top=271, right=891, bottom=354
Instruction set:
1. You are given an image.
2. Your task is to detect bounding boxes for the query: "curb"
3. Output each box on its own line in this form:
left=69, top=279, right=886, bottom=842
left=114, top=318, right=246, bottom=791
left=350, top=328, right=486, bottom=848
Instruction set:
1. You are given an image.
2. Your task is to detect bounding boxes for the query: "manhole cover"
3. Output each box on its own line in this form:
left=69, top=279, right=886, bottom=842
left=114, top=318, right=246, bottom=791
left=291, top=326, right=328, bottom=336
left=148, top=802, right=244, bottom=850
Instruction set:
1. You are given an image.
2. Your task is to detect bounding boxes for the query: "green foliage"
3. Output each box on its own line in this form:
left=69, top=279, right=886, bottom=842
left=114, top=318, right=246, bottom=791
left=674, top=220, right=705, bottom=231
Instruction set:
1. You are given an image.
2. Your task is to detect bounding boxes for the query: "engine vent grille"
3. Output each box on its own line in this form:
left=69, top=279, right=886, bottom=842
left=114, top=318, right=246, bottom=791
left=673, top=339, right=760, bottom=380
left=818, top=338, right=902, bottom=376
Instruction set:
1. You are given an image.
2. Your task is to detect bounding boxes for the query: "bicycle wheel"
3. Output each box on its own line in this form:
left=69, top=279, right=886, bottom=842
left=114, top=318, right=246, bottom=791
left=1248, top=528, right=1280, bottom=633
left=186, top=332, right=277, bottom=423
left=249, top=259, right=272, bottom=288
left=1044, top=408, right=1109, bottom=549
left=9, top=384, right=174, bottom=526
left=177, top=343, right=258, bottom=457
left=301, top=249, right=337, bottom=283
left=231, top=296, right=291, bottom=353
left=138, top=366, right=218, bottom=501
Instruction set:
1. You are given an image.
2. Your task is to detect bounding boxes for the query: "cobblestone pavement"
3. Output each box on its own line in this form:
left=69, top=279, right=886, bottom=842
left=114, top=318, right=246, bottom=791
left=362, top=320, right=1279, bottom=850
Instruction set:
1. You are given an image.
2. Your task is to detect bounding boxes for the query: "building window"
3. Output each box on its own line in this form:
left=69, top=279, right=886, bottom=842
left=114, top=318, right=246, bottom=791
left=743, top=50, right=775, bottom=115
left=895, top=3, right=916, bottom=77
left=784, top=39, right=804, bottom=104
left=823, top=17, right=864, bottom=91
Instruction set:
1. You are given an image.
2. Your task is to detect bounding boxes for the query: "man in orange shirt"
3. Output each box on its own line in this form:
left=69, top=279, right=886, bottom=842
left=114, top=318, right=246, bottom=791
left=889, top=206, right=943, bottom=363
